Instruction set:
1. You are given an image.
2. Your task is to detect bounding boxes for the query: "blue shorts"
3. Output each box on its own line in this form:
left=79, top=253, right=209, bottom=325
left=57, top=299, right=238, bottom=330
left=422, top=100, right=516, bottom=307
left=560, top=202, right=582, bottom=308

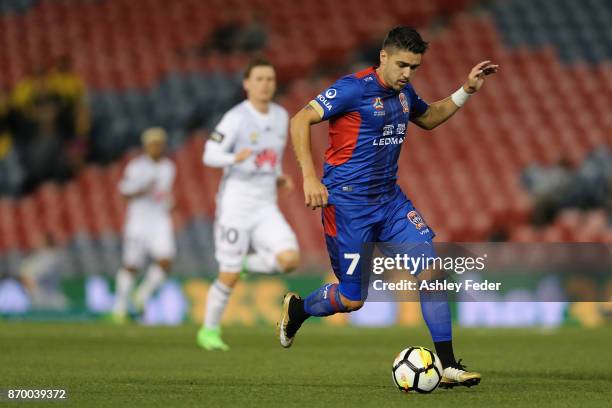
left=322, top=186, right=436, bottom=301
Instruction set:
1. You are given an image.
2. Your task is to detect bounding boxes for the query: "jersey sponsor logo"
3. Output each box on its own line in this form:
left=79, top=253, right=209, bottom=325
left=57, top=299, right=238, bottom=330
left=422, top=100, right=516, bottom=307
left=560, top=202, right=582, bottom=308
left=372, top=124, right=406, bottom=145
left=383, top=124, right=394, bottom=136
left=373, top=136, right=405, bottom=146
left=255, top=148, right=278, bottom=168
left=316, top=94, right=333, bottom=111
left=325, top=88, right=337, bottom=99
left=399, top=92, right=410, bottom=113
left=210, top=131, right=225, bottom=143
left=152, top=190, right=169, bottom=202
left=397, top=123, right=406, bottom=135
left=407, top=210, right=427, bottom=230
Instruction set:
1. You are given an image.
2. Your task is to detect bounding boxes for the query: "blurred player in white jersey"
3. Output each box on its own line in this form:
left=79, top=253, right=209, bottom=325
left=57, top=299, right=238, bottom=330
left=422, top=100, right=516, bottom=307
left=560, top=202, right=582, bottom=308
left=112, top=127, right=176, bottom=323
left=198, top=58, right=300, bottom=350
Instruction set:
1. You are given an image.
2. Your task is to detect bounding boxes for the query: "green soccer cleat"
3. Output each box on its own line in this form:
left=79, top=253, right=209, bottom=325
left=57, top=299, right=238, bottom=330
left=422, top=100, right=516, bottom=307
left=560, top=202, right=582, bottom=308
left=240, top=257, right=249, bottom=280
left=131, top=294, right=146, bottom=316
left=106, top=311, right=129, bottom=325
left=197, top=327, right=230, bottom=351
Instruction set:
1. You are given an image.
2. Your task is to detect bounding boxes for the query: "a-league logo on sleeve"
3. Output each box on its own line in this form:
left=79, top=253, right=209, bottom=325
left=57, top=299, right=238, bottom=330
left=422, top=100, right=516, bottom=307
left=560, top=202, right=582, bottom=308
left=210, top=131, right=224, bottom=143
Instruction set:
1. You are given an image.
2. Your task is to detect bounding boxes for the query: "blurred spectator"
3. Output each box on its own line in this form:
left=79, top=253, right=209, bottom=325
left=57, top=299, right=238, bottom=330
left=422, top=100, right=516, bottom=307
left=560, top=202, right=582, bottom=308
left=19, top=234, right=68, bottom=310
left=351, top=17, right=395, bottom=68
left=196, top=15, right=267, bottom=56
left=238, top=14, right=267, bottom=53
left=572, top=147, right=611, bottom=211
left=47, top=55, right=90, bottom=166
left=523, top=158, right=574, bottom=225
left=523, top=148, right=612, bottom=225
left=210, top=21, right=243, bottom=54
left=9, top=63, right=86, bottom=194
left=0, top=87, right=24, bottom=196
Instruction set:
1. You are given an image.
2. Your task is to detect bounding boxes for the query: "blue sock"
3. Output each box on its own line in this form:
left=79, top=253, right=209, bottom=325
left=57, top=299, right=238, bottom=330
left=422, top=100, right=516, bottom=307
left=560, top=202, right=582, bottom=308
left=419, top=285, right=452, bottom=342
left=304, top=283, right=347, bottom=316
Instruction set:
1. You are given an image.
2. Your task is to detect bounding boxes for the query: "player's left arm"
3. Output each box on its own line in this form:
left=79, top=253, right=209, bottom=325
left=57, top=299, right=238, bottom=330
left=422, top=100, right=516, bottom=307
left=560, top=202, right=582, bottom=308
left=167, top=161, right=178, bottom=211
left=118, top=161, right=155, bottom=200
left=411, top=60, right=499, bottom=130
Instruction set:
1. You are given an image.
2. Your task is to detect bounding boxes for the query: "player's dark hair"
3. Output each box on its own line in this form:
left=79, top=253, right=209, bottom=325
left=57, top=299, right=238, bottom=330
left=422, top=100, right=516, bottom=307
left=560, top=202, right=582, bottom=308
left=244, top=56, right=274, bottom=78
left=382, top=26, right=428, bottom=54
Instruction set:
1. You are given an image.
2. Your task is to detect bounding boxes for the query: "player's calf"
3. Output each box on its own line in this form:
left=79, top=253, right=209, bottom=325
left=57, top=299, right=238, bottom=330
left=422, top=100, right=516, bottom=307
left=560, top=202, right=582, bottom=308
left=277, top=283, right=361, bottom=348
left=339, top=295, right=364, bottom=311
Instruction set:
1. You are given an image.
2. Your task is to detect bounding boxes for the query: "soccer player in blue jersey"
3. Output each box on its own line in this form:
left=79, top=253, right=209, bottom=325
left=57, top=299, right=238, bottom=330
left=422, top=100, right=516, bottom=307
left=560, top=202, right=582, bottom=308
left=278, top=26, right=498, bottom=388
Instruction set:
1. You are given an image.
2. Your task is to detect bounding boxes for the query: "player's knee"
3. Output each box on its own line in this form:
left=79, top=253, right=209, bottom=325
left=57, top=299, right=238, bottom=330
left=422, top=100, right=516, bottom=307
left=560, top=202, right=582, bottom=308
left=218, top=271, right=241, bottom=288
left=123, top=266, right=139, bottom=274
left=276, top=250, right=300, bottom=273
left=156, top=259, right=172, bottom=272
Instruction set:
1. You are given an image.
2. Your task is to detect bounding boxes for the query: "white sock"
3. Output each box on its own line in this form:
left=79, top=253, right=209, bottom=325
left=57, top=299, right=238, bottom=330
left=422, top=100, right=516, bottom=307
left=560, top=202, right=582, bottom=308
left=113, top=268, right=135, bottom=315
left=204, top=280, right=233, bottom=329
left=134, top=264, right=166, bottom=306
left=244, top=251, right=278, bottom=274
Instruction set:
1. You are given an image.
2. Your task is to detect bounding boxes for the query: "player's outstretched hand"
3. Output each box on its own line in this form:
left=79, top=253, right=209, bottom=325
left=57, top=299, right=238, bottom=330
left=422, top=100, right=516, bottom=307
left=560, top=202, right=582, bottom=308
left=463, top=60, right=499, bottom=94
left=234, top=148, right=252, bottom=163
left=303, top=175, right=328, bottom=210
left=277, top=174, right=294, bottom=192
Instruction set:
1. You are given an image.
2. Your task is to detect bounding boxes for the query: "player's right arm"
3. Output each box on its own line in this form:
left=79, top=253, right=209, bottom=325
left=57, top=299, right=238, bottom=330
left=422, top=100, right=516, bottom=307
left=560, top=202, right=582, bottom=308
left=291, top=76, right=362, bottom=209
left=290, top=104, right=326, bottom=209
left=203, top=110, right=251, bottom=168
left=118, top=160, right=154, bottom=200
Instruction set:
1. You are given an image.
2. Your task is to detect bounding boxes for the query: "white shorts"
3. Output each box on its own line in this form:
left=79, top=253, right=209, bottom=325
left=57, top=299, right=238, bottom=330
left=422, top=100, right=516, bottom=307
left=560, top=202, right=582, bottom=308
left=214, top=204, right=298, bottom=272
left=122, top=218, right=176, bottom=268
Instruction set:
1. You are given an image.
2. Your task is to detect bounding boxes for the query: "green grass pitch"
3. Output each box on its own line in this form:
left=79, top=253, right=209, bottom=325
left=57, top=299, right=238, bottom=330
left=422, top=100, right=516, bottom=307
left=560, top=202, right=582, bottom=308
left=1, top=322, right=611, bottom=407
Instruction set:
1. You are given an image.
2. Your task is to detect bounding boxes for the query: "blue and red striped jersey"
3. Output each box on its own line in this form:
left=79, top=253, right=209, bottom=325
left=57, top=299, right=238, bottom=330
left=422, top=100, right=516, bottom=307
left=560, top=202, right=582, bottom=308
left=309, top=66, right=428, bottom=205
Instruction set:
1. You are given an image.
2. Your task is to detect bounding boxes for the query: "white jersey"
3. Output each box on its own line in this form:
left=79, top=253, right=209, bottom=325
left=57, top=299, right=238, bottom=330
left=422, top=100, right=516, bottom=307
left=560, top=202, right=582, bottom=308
left=203, top=100, right=289, bottom=215
left=118, top=154, right=176, bottom=228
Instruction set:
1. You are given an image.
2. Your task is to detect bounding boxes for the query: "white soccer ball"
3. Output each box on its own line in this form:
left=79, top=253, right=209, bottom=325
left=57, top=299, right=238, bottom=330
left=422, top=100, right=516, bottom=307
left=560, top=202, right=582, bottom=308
left=391, top=346, right=443, bottom=393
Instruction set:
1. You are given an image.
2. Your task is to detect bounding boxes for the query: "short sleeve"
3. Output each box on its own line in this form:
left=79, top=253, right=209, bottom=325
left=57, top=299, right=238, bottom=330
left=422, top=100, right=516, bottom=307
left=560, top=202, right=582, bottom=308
left=203, top=108, right=242, bottom=167
left=309, top=76, right=363, bottom=121
left=407, top=85, right=429, bottom=117
left=210, top=109, right=240, bottom=146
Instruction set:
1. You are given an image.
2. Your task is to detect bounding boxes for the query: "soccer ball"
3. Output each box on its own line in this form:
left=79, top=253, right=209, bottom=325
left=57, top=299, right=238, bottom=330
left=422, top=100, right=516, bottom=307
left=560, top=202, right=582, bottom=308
left=391, top=346, right=443, bottom=393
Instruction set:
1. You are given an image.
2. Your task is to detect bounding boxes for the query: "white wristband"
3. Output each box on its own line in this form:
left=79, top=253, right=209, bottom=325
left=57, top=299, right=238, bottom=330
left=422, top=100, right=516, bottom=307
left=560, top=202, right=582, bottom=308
left=451, top=86, right=471, bottom=107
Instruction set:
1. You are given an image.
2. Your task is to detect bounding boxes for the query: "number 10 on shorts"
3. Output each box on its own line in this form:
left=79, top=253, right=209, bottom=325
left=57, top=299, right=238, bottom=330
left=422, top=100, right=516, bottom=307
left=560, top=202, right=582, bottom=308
left=344, top=253, right=360, bottom=275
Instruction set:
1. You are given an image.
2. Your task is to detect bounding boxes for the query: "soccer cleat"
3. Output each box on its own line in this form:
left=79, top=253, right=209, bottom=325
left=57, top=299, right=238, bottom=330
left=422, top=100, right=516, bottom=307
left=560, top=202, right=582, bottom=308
left=239, top=257, right=249, bottom=281
left=277, top=292, right=303, bottom=348
left=197, top=327, right=230, bottom=351
left=107, top=312, right=129, bottom=325
left=131, top=293, right=146, bottom=315
left=439, top=359, right=481, bottom=389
